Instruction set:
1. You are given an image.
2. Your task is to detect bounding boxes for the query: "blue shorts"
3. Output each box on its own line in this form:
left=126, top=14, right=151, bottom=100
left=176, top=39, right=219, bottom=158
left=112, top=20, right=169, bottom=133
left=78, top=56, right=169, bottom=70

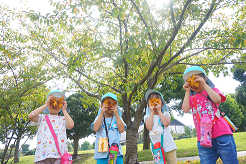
left=197, top=134, right=238, bottom=164
left=97, top=156, right=123, bottom=164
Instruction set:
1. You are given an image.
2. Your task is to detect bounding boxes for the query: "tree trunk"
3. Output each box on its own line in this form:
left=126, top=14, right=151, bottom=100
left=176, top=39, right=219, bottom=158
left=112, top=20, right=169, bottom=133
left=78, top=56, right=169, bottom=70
left=1, top=145, right=8, bottom=164
left=124, top=127, right=139, bottom=164
left=143, top=124, right=150, bottom=150
left=73, top=134, right=79, bottom=159
left=14, top=139, right=20, bottom=163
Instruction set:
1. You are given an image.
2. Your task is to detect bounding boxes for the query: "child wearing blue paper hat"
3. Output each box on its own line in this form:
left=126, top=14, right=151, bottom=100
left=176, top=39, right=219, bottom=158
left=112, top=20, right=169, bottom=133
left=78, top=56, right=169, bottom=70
left=28, top=90, right=74, bottom=164
left=91, top=93, right=126, bottom=164
left=144, top=89, right=177, bottom=164
left=182, top=66, right=238, bottom=164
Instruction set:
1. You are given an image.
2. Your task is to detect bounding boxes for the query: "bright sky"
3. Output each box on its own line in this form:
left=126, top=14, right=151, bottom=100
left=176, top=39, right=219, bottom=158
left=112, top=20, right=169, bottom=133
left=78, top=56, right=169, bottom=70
left=1, top=0, right=241, bottom=149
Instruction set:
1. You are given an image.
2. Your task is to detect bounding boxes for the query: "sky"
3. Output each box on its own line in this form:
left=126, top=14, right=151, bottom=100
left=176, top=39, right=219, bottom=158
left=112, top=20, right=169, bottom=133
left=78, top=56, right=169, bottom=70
left=1, top=0, right=241, bottom=149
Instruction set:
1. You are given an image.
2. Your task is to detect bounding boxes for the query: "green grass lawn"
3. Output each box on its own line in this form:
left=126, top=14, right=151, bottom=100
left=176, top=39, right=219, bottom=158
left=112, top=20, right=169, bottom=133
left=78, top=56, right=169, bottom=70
left=6, top=132, right=246, bottom=164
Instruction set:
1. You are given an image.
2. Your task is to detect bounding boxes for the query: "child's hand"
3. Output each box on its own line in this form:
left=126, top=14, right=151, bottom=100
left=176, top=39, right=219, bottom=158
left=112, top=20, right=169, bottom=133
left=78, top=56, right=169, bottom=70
left=101, top=103, right=108, bottom=115
left=194, top=76, right=206, bottom=86
left=183, top=82, right=191, bottom=91
left=111, top=104, right=118, bottom=116
left=45, top=95, right=53, bottom=107
left=156, top=103, right=162, bottom=113
left=148, top=104, right=155, bottom=113
left=61, top=101, right=67, bottom=112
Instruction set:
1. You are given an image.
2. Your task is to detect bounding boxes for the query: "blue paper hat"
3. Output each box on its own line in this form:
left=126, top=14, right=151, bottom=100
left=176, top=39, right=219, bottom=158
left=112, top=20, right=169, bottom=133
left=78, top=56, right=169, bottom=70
left=101, top=93, right=117, bottom=103
left=43, top=90, right=66, bottom=114
left=183, top=66, right=215, bottom=90
left=145, top=89, right=169, bottom=115
left=97, top=93, right=122, bottom=117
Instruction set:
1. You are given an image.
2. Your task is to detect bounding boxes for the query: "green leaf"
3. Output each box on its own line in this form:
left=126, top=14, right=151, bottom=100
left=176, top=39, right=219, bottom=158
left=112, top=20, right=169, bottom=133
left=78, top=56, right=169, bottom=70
left=112, top=8, right=118, bottom=18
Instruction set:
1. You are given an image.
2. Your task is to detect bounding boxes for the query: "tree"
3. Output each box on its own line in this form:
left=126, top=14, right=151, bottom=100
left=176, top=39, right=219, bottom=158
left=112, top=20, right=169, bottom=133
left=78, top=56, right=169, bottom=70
left=0, top=4, right=56, bottom=163
left=184, top=126, right=191, bottom=137
left=192, top=128, right=197, bottom=137
left=66, top=93, right=97, bottom=159
left=81, top=141, right=91, bottom=151
left=219, top=94, right=243, bottom=127
left=21, top=144, right=29, bottom=155
left=22, top=0, right=245, bottom=163
left=232, top=65, right=246, bottom=131
left=232, top=65, right=246, bottom=107
left=92, top=141, right=95, bottom=149
left=67, top=141, right=73, bottom=152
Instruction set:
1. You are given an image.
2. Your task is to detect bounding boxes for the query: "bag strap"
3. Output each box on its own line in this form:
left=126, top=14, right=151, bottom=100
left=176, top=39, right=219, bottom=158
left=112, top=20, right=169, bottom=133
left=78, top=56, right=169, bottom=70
left=192, top=95, right=201, bottom=123
left=45, top=115, right=62, bottom=157
left=100, top=116, right=113, bottom=149
left=103, top=116, right=111, bottom=149
left=160, top=126, right=166, bottom=164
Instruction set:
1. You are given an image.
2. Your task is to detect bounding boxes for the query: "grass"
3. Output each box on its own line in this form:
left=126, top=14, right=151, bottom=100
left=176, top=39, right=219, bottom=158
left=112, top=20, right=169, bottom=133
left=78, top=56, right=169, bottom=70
left=6, top=132, right=246, bottom=164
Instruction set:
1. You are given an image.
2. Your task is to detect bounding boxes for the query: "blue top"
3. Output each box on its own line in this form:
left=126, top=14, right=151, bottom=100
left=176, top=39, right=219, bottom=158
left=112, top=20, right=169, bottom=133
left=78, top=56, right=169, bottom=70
left=91, top=115, right=127, bottom=159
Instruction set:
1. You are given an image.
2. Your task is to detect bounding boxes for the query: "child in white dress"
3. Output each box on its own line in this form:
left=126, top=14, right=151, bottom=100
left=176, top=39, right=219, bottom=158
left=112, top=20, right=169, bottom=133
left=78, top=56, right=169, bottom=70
left=144, top=89, right=177, bottom=164
left=28, top=90, right=74, bottom=164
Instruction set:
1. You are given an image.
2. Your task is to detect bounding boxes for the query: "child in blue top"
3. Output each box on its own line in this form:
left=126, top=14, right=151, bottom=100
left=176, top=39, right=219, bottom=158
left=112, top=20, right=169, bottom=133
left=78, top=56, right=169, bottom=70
left=91, top=93, right=126, bottom=164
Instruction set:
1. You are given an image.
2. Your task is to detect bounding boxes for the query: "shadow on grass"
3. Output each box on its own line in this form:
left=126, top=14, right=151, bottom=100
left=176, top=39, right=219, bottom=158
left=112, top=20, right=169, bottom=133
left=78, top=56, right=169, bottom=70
left=72, top=153, right=95, bottom=164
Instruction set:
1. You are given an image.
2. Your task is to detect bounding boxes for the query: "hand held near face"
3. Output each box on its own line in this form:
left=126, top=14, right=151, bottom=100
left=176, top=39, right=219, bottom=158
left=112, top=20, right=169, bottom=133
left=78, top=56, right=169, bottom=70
left=187, top=74, right=200, bottom=88
left=50, top=95, right=65, bottom=108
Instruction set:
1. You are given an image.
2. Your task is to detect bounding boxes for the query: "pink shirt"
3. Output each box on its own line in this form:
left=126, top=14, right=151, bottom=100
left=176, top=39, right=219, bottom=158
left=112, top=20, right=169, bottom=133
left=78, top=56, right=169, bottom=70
left=189, top=88, right=232, bottom=141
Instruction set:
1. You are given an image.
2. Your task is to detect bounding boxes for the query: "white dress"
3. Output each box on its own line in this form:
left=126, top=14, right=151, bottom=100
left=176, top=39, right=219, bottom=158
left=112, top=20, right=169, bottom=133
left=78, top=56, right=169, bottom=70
left=30, top=114, right=68, bottom=163
left=144, top=112, right=177, bottom=153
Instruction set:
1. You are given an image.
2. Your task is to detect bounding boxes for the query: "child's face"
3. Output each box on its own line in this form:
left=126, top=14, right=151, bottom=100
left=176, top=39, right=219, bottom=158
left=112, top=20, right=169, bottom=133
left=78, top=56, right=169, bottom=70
left=189, top=74, right=206, bottom=92
left=148, top=94, right=163, bottom=112
left=102, top=98, right=117, bottom=115
left=48, top=96, right=64, bottom=114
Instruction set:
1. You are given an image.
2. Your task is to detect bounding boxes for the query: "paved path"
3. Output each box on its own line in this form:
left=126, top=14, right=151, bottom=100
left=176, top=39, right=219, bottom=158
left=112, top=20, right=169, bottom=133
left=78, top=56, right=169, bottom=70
left=139, top=151, right=246, bottom=163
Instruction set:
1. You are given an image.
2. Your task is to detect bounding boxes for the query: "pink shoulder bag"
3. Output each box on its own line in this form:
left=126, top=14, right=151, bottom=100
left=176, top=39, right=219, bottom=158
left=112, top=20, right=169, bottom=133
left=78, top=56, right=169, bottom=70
left=45, top=115, right=73, bottom=164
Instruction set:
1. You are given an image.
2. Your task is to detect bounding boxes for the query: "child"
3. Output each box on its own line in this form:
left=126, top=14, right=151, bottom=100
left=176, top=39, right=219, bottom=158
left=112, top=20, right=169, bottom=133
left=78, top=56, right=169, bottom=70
left=182, top=66, right=238, bottom=164
left=144, top=89, right=177, bottom=164
left=91, top=93, right=126, bottom=164
left=28, top=90, right=74, bottom=164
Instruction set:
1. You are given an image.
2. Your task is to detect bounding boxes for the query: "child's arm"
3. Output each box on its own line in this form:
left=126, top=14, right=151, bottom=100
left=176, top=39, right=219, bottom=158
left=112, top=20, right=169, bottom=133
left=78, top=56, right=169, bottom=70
left=28, top=96, right=52, bottom=122
left=158, top=111, right=170, bottom=127
left=145, top=105, right=154, bottom=130
left=145, top=113, right=154, bottom=130
left=62, top=101, right=74, bottom=129
left=156, top=103, right=170, bottom=127
left=112, top=105, right=125, bottom=133
left=194, top=76, right=221, bottom=104
left=115, top=114, right=125, bottom=133
left=93, top=104, right=108, bottom=132
left=203, top=82, right=221, bottom=104
left=28, top=104, right=47, bottom=122
left=182, top=82, right=191, bottom=113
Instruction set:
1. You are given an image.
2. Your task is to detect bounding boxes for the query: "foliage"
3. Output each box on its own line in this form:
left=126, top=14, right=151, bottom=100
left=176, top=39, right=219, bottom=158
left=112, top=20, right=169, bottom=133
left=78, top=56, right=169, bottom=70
left=21, top=144, right=29, bottom=154
left=66, top=93, right=97, bottom=157
left=92, top=141, right=95, bottom=149
left=184, top=126, right=191, bottom=136
left=192, top=128, right=197, bottom=137
left=66, top=93, right=97, bottom=139
left=232, top=65, right=246, bottom=108
left=67, top=141, right=73, bottom=152
left=0, top=4, right=56, bottom=163
left=219, top=94, right=243, bottom=127
left=81, top=141, right=91, bottom=150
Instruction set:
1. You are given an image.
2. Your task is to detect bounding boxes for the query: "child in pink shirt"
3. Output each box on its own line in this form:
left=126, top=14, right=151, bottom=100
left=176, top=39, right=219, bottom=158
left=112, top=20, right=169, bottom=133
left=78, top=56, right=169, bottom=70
left=182, top=66, right=238, bottom=164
